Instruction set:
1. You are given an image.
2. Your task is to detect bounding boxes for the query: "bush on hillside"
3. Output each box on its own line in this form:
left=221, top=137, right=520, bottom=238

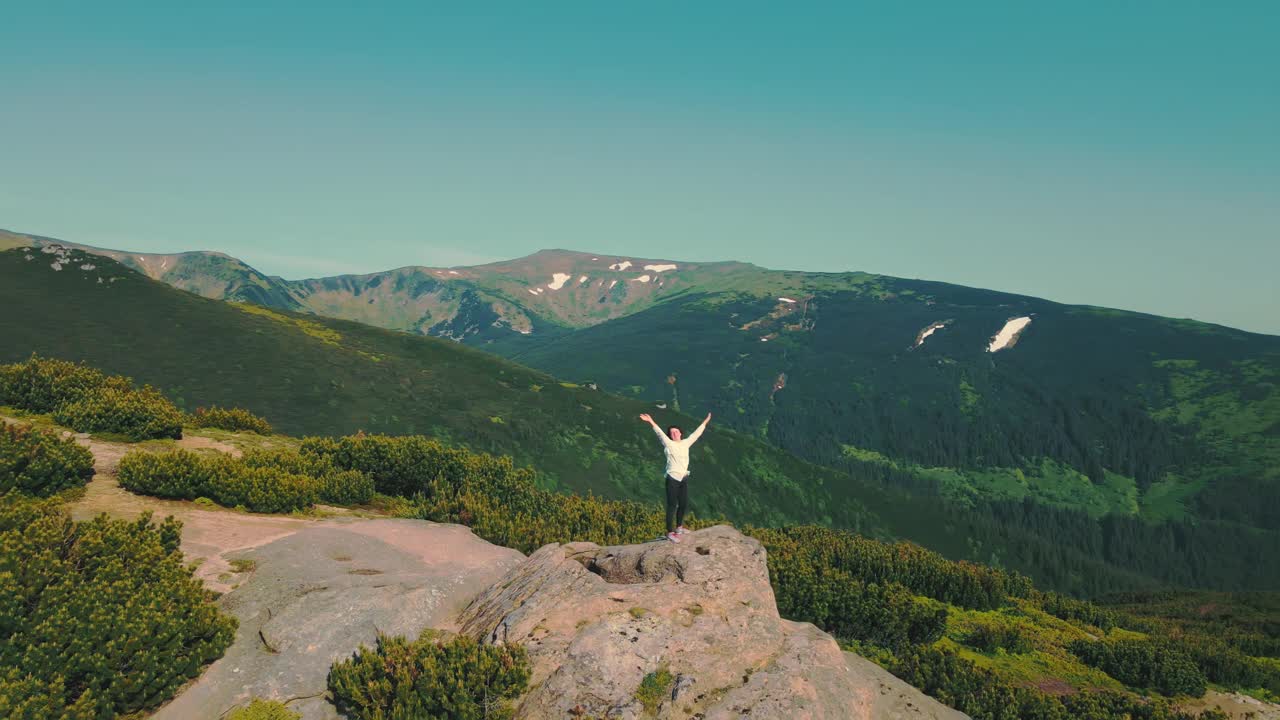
left=117, top=448, right=216, bottom=499
left=188, top=406, right=273, bottom=435
left=0, top=423, right=94, bottom=496
left=0, top=355, right=183, bottom=441
left=1069, top=638, right=1207, bottom=697
left=1178, top=635, right=1280, bottom=697
left=301, top=434, right=516, bottom=498
left=962, top=618, right=1034, bottom=655
left=52, top=385, right=184, bottom=440
left=328, top=632, right=529, bottom=720
left=750, top=525, right=1031, bottom=611
left=750, top=527, right=949, bottom=648
left=313, top=468, right=375, bottom=505
left=0, top=494, right=236, bottom=718
left=891, top=645, right=1221, bottom=720
left=118, top=450, right=319, bottom=513
left=1037, top=590, right=1117, bottom=631
left=0, top=355, right=128, bottom=414
left=240, top=449, right=374, bottom=505
left=216, top=466, right=320, bottom=514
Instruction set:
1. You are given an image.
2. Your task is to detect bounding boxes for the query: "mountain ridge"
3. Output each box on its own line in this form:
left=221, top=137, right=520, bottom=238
left=3, top=227, right=1267, bottom=337
left=6, top=228, right=1278, bottom=594
left=11, top=242, right=1254, bottom=597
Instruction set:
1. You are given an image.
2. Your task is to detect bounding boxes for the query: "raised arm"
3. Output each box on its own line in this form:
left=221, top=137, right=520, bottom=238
left=685, top=412, right=712, bottom=444
left=639, top=413, right=671, bottom=445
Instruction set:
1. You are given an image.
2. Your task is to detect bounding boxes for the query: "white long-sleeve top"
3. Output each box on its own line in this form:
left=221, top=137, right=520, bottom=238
left=651, top=421, right=705, bottom=481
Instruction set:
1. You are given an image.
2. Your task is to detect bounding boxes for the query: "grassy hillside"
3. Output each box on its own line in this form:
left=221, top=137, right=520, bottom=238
left=0, top=247, right=853, bottom=529
left=503, top=287, right=1280, bottom=512
left=15, top=228, right=1274, bottom=548
left=496, top=288, right=1280, bottom=592
left=6, top=246, right=1213, bottom=597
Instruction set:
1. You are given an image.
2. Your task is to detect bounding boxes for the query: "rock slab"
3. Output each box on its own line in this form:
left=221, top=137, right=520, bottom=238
left=153, top=519, right=523, bottom=720
left=459, top=525, right=967, bottom=720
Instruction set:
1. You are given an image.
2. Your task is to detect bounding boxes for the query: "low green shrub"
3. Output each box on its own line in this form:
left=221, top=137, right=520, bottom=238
left=240, top=449, right=374, bottom=505
left=1069, top=638, right=1207, bottom=697
left=892, top=645, right=1221, bottom=720
left=188, top=406, right=273, bottom=435
left=304, top=434, right=666, bottom=548
left=226, top=699, right=301, bottom=720
left=635, top=666, right=674, bottom=715
left=749, top=525, right=1030, bottom=611
left=0, top=494, right=236, bottom=718
left=962, top=619, right=1034, bottom=655
left=118, top=450, right=319, bottom=513
left=314, top=468, right=375, bottom=505
left=750, top=526, right=951, bottom=649
left=328, top=632, right=529, bottom=720
left=0, top=355, right=182, bottom=440
left=1036, top=590, right=1116, bottom=631
left=0, top=355, right=127, bottom=414
left=117, top=449, right=218, bottom=500
left=301, top=434, right=494, bottom=498
left=0, top=423, right=94, bottom=496
left=52, top=385, right=184, bottom=440
left=216, top=466, right=319, bottom=514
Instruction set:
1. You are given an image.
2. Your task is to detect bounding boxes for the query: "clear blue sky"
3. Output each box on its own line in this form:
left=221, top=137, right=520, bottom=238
left=3, top=2, right=1277, bottom=333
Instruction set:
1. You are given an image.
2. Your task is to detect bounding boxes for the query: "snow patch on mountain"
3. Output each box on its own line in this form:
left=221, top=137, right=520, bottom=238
left=547, top=273, right=571, bottom=290
left=987, top=316, right=1032, bottom=352
left=913, top=321, right=950, bottom=349
left=644, top=263, right=677, bottom=273
left=609, top=260, right=633, bottom=271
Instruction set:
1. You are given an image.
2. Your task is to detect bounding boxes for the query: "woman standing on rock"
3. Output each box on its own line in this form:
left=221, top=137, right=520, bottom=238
left=639, top=411, right=711, bottom=543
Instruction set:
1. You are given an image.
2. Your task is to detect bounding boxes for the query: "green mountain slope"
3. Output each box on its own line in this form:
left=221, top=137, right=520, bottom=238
left=17, top=227, right=1273, bottom=535
left=499, top=283, right=1280, bottom=533
left=6, top=231, right=1278, bottom=592
left=11, top=245, right=1241, bottom=596
left=2, top=228, right=304, bottom=310
left=0, top=246, right=842, bottom=529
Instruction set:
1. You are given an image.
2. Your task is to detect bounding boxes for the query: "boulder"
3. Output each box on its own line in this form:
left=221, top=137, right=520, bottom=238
left=459, top=525, right=966, bottom=719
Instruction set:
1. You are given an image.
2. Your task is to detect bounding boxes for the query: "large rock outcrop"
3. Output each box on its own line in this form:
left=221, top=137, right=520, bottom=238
left=460, top=525, right=966, bottom=720
left=151, top=518, right=523, bottom=720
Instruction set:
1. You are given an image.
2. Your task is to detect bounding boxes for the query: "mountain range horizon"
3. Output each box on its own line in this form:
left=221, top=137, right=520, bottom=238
left=4, top=227, right=1273, bottom=338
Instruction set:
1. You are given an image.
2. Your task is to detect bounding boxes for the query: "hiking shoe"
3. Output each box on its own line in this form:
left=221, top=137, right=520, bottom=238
left=666, top=532, right=682, bottom=543
left=677, top=526, right=690, bottom=535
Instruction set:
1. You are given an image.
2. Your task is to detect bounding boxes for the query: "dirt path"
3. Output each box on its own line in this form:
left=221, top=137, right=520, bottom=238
left=3, top=416, right=281, bottom=591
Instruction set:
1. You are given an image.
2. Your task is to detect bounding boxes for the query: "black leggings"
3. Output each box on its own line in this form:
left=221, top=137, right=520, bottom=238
left=665, top=475, right=688, bottom=533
